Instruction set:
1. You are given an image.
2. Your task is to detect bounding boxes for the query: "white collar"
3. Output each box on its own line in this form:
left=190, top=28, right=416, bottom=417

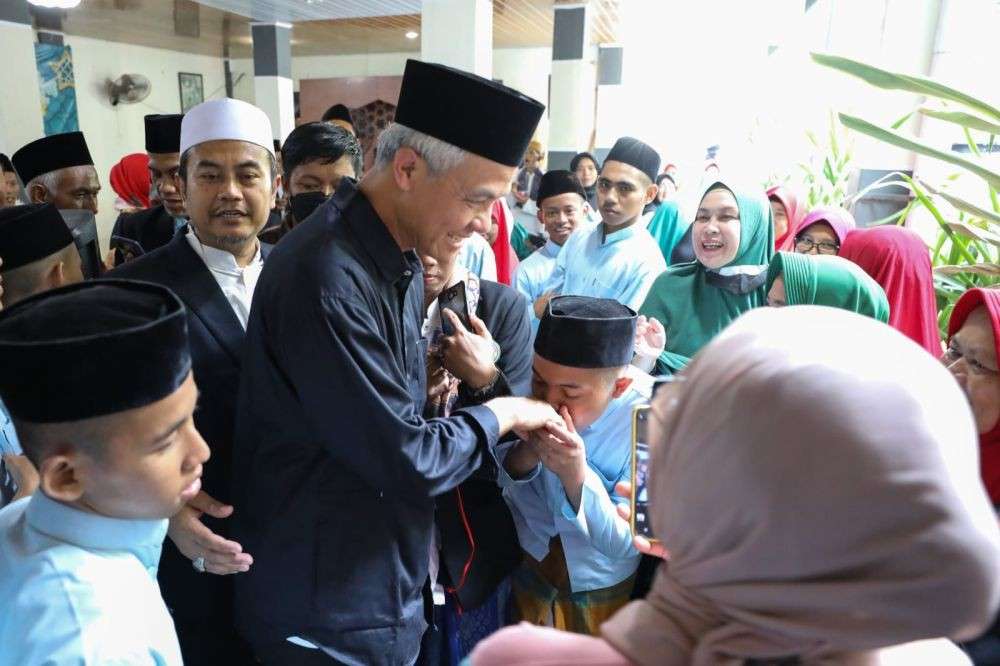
left=185, top=226, right=262, bottom=276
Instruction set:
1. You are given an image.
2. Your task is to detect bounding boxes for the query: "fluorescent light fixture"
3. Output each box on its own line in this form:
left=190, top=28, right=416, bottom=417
left=28, top=0, right=82, bottom=7
left=405, top=31, right=419, bottom=40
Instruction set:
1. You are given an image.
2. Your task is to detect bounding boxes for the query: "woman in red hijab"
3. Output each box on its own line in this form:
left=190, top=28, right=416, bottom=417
left=766, top=185, right=800, bottom=250
left=841, top=226, right=941, bottom=356
left=781, top=206, right=855, bottom=254
left=946, top=288, right=1000, bottom=508
left=487, top=198, right=518, bottom=285
left=109, top=153, right=151, bottom=213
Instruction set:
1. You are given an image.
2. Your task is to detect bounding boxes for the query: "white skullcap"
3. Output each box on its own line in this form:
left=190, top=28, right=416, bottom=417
left=179, top=99, right=274, bottom=157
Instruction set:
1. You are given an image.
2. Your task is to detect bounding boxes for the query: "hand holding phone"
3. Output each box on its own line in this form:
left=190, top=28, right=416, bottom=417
left=616, top=481, right=667, bottom=560
left=438, top=282, right=471, bottom=335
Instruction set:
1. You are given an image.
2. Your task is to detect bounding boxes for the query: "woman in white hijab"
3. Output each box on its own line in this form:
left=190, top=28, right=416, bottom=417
left=470, top=306, right=1000, bottom=665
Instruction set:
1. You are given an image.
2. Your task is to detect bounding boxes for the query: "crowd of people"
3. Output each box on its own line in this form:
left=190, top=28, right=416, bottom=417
left=0, top=56, right=998, bottom=666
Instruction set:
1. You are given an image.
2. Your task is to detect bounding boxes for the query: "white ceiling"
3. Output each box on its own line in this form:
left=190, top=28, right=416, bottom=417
left=193, top=0, right=421, bottom=22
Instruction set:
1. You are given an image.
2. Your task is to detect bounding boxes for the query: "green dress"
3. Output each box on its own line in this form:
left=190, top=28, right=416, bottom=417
left=766, top=252, right=890, bottom=322
left=640, top=182, right=774, bottom=373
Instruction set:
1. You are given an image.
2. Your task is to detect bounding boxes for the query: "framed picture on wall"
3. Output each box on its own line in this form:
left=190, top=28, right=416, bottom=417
left=178, top=72, right=203, bottom=113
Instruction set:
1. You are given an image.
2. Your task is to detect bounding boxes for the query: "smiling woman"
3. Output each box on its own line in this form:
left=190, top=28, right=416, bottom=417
left=638, top=180, right=774, bottom=373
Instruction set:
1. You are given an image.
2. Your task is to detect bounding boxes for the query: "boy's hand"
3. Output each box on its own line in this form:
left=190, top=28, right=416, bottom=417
left=536, top=407, right=587, bottom=511
left=614, top=481, right=669, bottom=560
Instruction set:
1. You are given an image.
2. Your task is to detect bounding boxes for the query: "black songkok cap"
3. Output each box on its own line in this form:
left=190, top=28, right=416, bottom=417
left=605, top=137, right=660, bottom=184
left=535, top=296, right=638, bottom=369
left=0, top=279, right=191, bottom=423
left=536, top=170, right=586, bottom=208
left=12, top=132, right=94, bottom=184
left=395, top=59, right=545, bottom=168
left=322, top=103, right=354, bottom=125
left=144, top=114, right=183, bottom=154
left=0, top=204, right=74, bottom=271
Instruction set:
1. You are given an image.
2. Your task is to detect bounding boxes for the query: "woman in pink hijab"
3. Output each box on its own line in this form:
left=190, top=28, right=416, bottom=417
left=766, top=185, right=801, bottom=250
left=781, top=206, right=855, bottom=255
left=470, top=306, right=1000, bottom=665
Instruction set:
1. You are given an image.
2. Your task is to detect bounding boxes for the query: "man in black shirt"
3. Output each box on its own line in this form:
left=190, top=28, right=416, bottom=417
left=233, top=60, right=557, bottom=665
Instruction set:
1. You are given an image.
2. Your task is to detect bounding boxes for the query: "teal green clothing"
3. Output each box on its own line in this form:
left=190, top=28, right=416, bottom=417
left=511, top=221, right=536, bottom=261
left=645, top=201, right=689, bottom=265
left=767, top=252, right=890, bottom=322
left=639, top=182, right=774, bottom=373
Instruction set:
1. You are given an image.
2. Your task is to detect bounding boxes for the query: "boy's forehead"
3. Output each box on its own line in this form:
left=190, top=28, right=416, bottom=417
left=532, top=353, right=606, bottom=384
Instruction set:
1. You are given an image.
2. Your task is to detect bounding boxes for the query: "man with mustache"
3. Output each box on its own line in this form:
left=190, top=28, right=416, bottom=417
left=109, top=98, right=278, bottom=665
left=109, top=114, right=188, bottom=265
left=535, top=137, right=665, bottom=315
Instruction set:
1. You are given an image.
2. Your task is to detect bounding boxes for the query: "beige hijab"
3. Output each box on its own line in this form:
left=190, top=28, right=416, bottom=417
left=602, top=306, right=1000, bottom=665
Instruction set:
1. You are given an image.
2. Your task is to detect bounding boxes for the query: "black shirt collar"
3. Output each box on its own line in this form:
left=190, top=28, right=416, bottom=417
left=334, top=179, right=420, bottom=283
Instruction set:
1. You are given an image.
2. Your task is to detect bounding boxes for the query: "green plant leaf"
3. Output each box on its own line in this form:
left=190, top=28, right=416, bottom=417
left=935, top=263, right=1000, bottom=277
left=812, top=52, right=1000, bottom=121
left=918, top=107, right=1000, bottom=134
left=891, top=111, right=915, bottom=130
left=902, top=174, right=981, bottom=265
left=920, top=181, right=1000, bottom=226
left=839, top=113, right=1000, bottom=190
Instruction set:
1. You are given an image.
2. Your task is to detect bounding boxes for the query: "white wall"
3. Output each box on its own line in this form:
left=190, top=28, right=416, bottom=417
left=232, top=46, right=553, bottom=147
left=63, top=35, right=226, bottom=246
left=0, top=21, right=44, bottom=156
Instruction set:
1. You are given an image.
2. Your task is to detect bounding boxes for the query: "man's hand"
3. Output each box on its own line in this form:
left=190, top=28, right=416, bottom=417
left=426, top=356, right=456, bottom=407
left=167, top=490, right=253, bottom=575
left=485, top=396, right=561, bottom=439
left=514, top=190, right=529, bottom=205
left=533, top=291, right=555, bottom=320
left=535, top=407, right=587, bottom=511
left=3, top=454, right=39, bottom=501
left=614, top=481, right=669, bottom=560
left=102, top=249, right=117, bottom=274
left=439, top=310, right=498, bottom=390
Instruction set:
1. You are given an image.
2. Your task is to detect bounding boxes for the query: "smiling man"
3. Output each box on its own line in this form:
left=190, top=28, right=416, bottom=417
left=230, top=60, right=566, bottom=665
left=110, top=114, right=188, bottom=265
left=537, top=137, right=666, bottom=314
left=109, top=98, right=277, bottom=665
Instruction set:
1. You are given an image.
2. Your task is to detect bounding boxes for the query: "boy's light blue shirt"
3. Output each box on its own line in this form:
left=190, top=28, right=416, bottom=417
left=498, top=366, right=652, bottom=593
left=542, top=221, right=667, bottom=312
left=0, top=492, right=181, bottom=665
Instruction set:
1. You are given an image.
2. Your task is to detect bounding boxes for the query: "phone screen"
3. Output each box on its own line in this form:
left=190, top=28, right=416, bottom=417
left=438, top=282, right=471, bottom=335
left=631, top=404, right=655, bottom=541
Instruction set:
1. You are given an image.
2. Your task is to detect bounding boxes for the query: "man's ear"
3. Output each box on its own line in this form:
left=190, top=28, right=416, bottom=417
left=27, top=183, right=50, bottom=205
left=536, top=208, right=545, bottom=226
left=37, top=452, right=86, bottom=504
left=392, top=147, right=422, bottom=193
left=271, top=174, right=282, bottom=207
left=47, top=260, right=66, bottom=290
left=643, top=183, right=659, bottom=206
left=611, top=376, right=633, bottom=399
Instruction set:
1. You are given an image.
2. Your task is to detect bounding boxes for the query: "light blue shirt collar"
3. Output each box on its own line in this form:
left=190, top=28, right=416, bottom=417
left=541, top=239, right=562, bottom=258
left=26, top=492, right=168, bottom=570
left=599, top=222, right=641, bottom=246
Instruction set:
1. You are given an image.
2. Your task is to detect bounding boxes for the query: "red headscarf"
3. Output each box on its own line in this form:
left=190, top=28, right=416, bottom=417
left=490, top=199, right=518, bottom=285
left=948, top=288, right=1000, bottom=505
left=109, top=153, right=151, bottom=208
left=766, top=185, right=801, bottom=250
left=841, top=226, right=941, bottom=356
left=780, top=206, right=856, bottom=252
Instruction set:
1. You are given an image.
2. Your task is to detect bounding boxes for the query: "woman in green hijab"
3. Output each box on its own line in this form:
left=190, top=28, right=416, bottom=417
left=637, top=181, right=774, bottom=373
left=766, top=252, right=890, bottom=321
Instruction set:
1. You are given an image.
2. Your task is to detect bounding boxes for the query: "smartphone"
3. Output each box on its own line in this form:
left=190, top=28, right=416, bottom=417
left=631, top=404, right=656, bottom=541
left=438, top=281, right=471, bottom=335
